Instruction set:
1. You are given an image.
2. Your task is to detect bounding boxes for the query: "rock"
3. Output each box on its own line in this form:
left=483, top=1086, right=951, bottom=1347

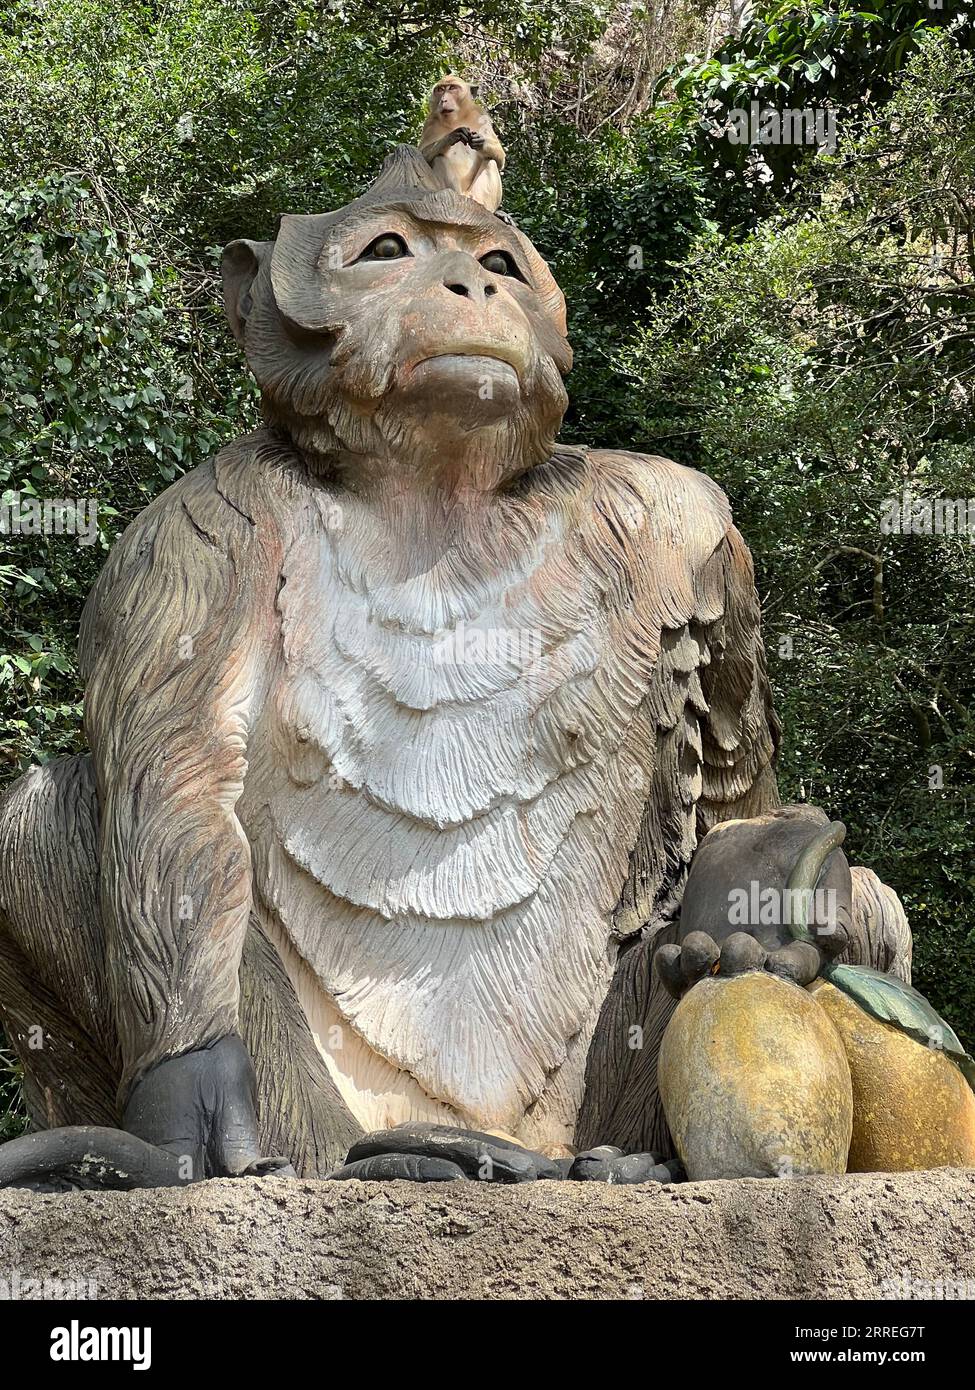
left=658, top=971, right=853, bottom=1180
left=3, top=1171, right=975, bottom=1299
left=810, top=980, right=975, bottom=1171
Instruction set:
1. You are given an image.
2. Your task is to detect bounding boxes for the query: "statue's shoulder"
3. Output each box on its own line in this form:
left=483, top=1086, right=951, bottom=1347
left=102, top=430, right=304, bottom=565
left=557, top=445, right=734, bottom=560
left=80, top=432, right=306, bottom=658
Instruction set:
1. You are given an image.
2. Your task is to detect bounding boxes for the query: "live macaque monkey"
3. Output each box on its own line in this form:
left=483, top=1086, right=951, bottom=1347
left=420, top=74, right=506, bottom=213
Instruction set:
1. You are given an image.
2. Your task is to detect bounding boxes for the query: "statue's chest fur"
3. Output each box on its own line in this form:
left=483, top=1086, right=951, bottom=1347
left=238, top=469, right=715, bottom=1143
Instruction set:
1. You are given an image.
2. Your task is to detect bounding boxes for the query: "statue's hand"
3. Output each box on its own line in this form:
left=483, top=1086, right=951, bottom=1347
left=656, top=930, right=823, bottom=1000
left=123, top=1034, right=296, bottom=1182
left=326, top=1122, right=565, bottom=1182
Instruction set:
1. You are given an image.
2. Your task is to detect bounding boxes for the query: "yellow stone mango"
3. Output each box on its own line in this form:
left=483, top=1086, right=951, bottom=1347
left=809, top=979, right=975, bottom=1171
left=659, top=971, right=853, bottom=1180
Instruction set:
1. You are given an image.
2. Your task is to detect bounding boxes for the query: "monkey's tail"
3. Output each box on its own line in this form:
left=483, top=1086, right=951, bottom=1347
left=0, top=1125, right=187, bottom=1191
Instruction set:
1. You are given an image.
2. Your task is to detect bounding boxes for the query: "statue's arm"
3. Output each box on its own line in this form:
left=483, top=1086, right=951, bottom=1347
left=80, top=465, right=271, bottom=1103
left=697, top=523, right=781, bottom=831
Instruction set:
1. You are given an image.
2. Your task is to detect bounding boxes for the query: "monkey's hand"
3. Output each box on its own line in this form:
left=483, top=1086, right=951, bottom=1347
left=122, top=1034, right=296, bottom=1182
left=326, top=1122, right=565, bottom=1182
left=466, top=129, right=486, bottom=149
left=656, top=930, right=824, bottom=1001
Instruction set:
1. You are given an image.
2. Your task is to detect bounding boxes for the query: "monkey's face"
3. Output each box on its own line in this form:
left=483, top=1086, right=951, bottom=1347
left=224, top=183, right=572, bottom=478
left=431, top=77, right=466, bottom=117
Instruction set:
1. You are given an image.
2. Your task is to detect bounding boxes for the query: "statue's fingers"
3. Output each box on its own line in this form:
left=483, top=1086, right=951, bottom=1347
left=766, top=939, right=821, bottom=986
left=327, top=1154, right=468, bottom=1182
left=568, top=1145, right=623, bottom=1180
left=570, top=1149, right=673, bottom=1184
left=681, top=931, right=721, bottom=984
left=0, top=1126, right=187, bottom=1191
left=240, top=1155, right=297, bottom=1179
left=655, top=942, right=685, bottom=998
left=717, top=932, right=767, bottom=977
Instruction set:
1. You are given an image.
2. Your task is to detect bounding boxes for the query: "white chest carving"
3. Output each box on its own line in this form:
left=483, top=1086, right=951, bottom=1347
left=239, top=486, right=676, bottom=1144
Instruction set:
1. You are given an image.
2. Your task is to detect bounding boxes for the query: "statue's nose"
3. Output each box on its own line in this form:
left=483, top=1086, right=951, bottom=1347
left=441, top=261, right=498, bottom=306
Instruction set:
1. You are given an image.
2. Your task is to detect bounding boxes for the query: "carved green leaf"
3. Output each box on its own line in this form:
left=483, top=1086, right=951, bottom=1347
left=822, top=961, right=975, bottom=1093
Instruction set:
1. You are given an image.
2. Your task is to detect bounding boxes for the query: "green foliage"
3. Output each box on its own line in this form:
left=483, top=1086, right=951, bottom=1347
left=505, top=109, right=714, bottom=437
left=675, top=0, right=972, bottom=111
left=0, top=1042, right=22, bottom=1142
left=0, top=174, right=255, bottom=769
left=668, top=0, right=974, bottom=196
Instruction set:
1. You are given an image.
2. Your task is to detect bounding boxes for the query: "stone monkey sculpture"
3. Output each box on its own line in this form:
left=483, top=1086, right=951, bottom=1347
left=419, top=74, right=506, bottom=214
left=0, top=146, right=908, bottom=1189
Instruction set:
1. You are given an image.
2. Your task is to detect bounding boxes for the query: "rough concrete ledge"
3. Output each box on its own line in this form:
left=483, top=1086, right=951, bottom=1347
left=2, top=1169, right=974, bottom=1300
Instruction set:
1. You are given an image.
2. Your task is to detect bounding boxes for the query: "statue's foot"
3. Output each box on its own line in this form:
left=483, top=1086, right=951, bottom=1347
left=123, top=1034, right=296, bottom=1182
left=0, top=1123, right=296, bottom=1191
left=326, top=1123, right=685, bottom=1185
left=569, top=1147, right=684, bottom=1183
left=0, top=1036, right=299, bottom=1191
left=326, top=1122, right=564, bottom=1182
left=656, top=930, right=821, bottom=1000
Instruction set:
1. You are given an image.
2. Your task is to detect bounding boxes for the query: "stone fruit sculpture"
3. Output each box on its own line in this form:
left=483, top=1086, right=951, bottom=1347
left=658, top=815, right=975, bottom=1179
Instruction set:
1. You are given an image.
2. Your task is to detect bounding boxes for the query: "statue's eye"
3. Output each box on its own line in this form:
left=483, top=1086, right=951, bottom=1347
left=362, top=234, right=409, bottom=261
left=480, top=250, right=520, bottom=278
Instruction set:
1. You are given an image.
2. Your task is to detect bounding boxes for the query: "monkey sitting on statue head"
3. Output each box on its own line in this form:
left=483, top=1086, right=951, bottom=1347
left=419, top=73, right=508, bottom=218
left=0, top=145, right=913, bottom=1192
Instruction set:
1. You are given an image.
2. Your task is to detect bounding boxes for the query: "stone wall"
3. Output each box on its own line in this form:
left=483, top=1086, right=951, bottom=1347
left=2, top=1169, right=974, bottom=1300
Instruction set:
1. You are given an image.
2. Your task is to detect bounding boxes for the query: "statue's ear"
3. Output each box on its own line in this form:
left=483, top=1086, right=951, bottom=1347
left=221, top=238, right=272, bottom=347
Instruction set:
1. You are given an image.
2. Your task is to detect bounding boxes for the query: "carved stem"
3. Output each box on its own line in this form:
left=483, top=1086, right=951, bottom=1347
left=785, top=821, right=847, bottom=945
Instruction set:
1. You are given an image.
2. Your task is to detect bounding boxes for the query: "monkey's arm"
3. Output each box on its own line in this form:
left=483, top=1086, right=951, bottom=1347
left=420, top=128, right=469, bottom=162
left=468, top=117, right=505, bottom=169
left=80, top=460, right=277, bottom=1160
left=655, top=527, right=843, bottom=999
left=697, top=523, right=780, bottom=830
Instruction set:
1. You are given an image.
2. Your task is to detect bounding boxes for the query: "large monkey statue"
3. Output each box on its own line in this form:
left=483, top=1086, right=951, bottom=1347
left=420, top=74, right=506, bottom=214
left=0, top=147, right=910, bottom=1190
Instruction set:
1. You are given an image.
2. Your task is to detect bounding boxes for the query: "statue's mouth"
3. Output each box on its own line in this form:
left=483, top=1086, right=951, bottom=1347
left=411, top=348, right=524, bottom=380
